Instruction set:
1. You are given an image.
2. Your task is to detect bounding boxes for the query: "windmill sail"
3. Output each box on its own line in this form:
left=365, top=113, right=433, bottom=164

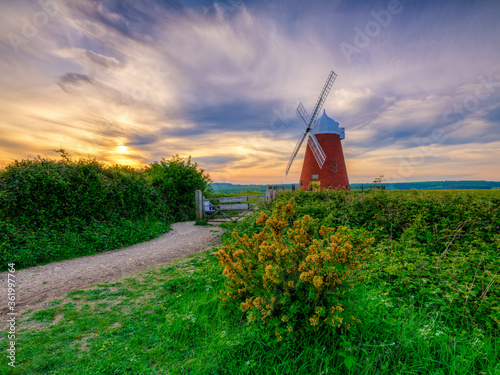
left=307, top=71, right=337, bottom=130
left=296, top=102, right=309, bottom=127
left=307, top=134, right=326, bottom=169
left=285, top=130, right=308, bottom=176
left=285, top=71, right=337, bottom=175
left=296, top=102, right=326, bottom=169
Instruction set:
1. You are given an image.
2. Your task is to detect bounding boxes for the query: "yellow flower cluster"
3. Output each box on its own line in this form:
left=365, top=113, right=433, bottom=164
left=309, top=316, right=320, bottom=326
left=312, top=276, right=323, bottom=288
left=215, top=198, right=374, bottom=341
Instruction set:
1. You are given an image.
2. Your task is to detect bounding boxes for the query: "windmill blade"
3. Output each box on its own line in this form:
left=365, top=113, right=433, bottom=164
left=285, top=130, right=309, bottom=175
left=285, top=70, right=337, bottom=176
left=308, top=133, right=326, bottom=169
left=299, top=101, right=326, bottom=168
left=307, top=71, right=337, bottom=131
left=296, top=102, right=310, bottom=128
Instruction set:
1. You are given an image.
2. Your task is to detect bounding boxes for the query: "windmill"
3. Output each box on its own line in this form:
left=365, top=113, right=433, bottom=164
left=285, top=70, right=350, bottom=190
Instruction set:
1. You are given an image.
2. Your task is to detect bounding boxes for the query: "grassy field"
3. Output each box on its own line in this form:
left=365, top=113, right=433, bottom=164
left=206, top=190, right=265, bottom=204
left=1, top=189, right=499, bottom=374
left=1, top=249, right=497, bottom=374
left=407, top=189, right=500, bottom=197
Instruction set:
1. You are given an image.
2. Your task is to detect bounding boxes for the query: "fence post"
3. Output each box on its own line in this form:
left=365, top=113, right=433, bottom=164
left=266, top=187, right=277, bottom=202
left=195, top=190, right=204, bottom=221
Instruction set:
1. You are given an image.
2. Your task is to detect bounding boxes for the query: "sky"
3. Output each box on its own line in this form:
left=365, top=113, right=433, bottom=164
left=0, top=0, right=499, bottom=184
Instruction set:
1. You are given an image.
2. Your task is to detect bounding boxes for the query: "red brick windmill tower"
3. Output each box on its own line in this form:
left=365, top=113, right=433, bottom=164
left=285, top=71, right=350, bottom=190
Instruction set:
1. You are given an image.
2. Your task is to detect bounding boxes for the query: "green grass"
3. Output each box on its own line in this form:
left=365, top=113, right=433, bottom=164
left=1, top=189, right=498, bottom=374
left=1, top=249, right=498, bottom=374
left=208, top=191, right=265, bottom=199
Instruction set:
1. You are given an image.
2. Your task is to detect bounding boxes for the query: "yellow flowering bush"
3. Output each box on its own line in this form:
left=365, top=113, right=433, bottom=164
left=215, top=198, right=374, bottom=341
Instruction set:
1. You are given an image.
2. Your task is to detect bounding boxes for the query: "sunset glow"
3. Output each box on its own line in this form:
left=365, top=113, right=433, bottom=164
left=1, top=0, right=499, bottom=183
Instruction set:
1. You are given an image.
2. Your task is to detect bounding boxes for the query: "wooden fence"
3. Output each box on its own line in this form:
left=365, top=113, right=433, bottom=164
left=195, top=189, right=277, bottom=222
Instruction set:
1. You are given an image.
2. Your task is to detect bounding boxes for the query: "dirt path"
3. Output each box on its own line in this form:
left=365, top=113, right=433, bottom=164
left=0, top=222, right=224, bottom=316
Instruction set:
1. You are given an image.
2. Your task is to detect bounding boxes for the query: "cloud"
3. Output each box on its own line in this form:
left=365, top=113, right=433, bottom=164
left=71, top=0, right=155, bottom=43
left=0, top=0, right=499, bottom=183
left=126, top=133, right=159, bottom=146
left=177, top=99, right=283, bottom=137
left=84, top=49, right=123, bottom=68
left=57, top=72, right=94, bottom=91
left=483, top=104, right=500, bottom=124
left=194, top=155, right=239, bottom=166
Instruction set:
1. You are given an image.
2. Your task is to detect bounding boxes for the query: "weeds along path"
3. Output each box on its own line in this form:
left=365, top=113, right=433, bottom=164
left=0, top=222, right=223, bottom=316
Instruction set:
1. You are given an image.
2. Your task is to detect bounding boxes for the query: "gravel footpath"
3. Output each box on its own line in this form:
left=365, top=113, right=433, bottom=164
left=0, top=222, right=224, bottom=316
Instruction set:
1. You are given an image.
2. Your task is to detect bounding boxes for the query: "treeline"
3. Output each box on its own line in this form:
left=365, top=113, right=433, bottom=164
left=212, top=180, right=500, bottom=193
left=351, top=180, right=500, bottom=190
left=0, top=153, right=210, bottom=270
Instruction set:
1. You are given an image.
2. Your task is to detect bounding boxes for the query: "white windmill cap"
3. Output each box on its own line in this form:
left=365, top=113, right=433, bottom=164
left=314, top=110, right=341, bottom=134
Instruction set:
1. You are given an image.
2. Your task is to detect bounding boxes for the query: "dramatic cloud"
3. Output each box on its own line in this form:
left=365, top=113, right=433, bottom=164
left=0, top=0, right=499, bottom=183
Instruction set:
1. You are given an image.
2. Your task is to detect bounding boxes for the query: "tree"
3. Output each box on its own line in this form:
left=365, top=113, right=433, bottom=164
left=144, top=155, right=211, bottom=221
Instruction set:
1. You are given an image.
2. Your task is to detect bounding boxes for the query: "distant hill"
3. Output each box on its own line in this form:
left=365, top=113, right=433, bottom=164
left=211, top=180, right=500, bottom=193
left=352, top=180, right=500, bottom=190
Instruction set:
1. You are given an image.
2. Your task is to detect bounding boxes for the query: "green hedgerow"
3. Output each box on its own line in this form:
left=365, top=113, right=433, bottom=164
left=0, top=153, right=212, bottom=270
left=215, top=198, right=375, bottom=342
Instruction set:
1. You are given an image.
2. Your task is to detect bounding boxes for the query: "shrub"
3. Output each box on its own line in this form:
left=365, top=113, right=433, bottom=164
left=215, top=199, right=374, bottom=342
left=0, top=156, right=167, bottom=225
left=0, top=153, right=211, bottom=270
left=144, top=155, right=211, bottom=221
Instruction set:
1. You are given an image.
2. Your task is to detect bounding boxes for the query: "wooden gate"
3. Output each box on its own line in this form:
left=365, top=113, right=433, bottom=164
left=195, top=190, right=275, bottom=222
